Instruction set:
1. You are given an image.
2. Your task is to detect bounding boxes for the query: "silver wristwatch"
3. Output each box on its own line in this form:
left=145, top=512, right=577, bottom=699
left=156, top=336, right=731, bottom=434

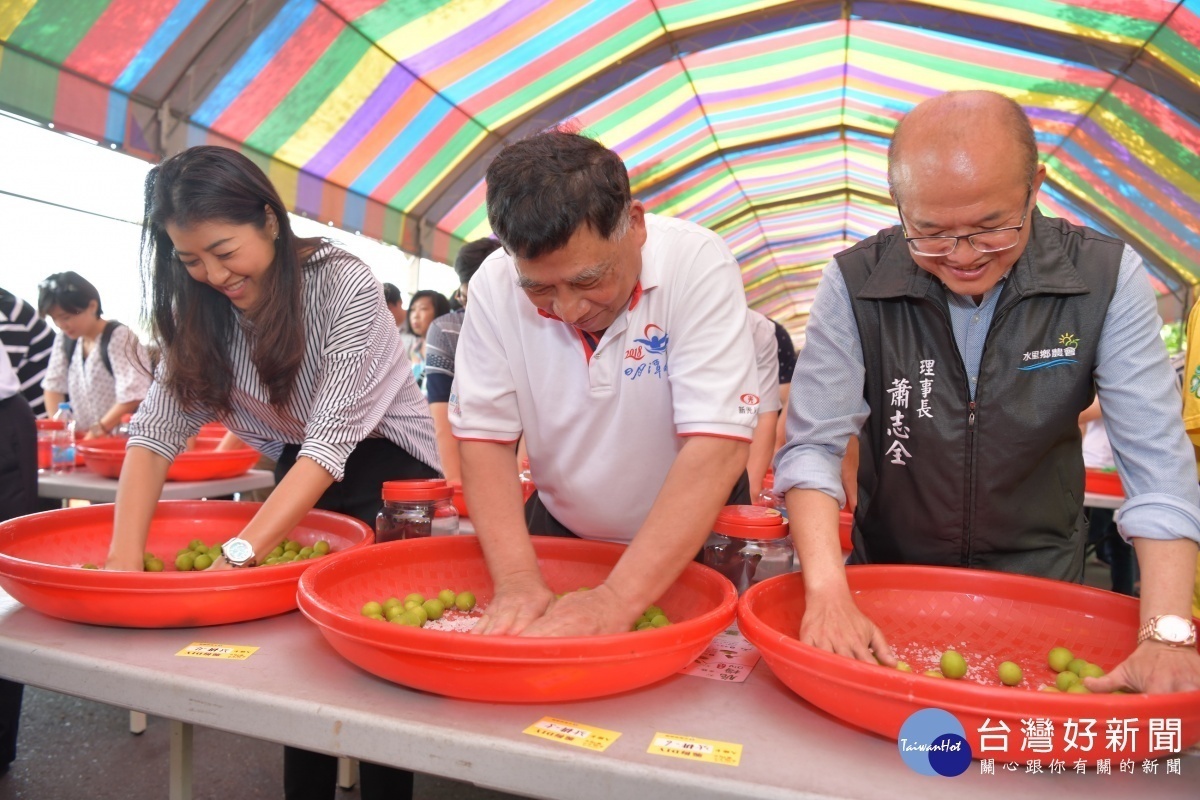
left=1137, top=614, right=1197, bottom=647
left=221, top=537, right=257, bottom=568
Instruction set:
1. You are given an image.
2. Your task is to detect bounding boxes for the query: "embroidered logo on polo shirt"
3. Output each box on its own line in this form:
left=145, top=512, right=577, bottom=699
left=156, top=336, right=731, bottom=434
left=1018, top=332, right=1080, bottom=372
left=740, top=394, right=759, bottom=405
left=633, top=324, right=669, bottom=355
left=625, top=324, right=669, bottom=381
left=625, top=359, right=667, bottom=381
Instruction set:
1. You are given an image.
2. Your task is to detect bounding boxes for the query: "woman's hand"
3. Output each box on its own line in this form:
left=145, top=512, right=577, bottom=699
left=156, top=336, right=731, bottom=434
left=202, top=556, right=234, bottom=572
left=103, top=551, right=146, bottom=572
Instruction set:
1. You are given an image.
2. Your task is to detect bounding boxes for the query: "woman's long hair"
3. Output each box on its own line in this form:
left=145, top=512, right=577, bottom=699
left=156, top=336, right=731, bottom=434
left=141, top=146, right=304, bottom=414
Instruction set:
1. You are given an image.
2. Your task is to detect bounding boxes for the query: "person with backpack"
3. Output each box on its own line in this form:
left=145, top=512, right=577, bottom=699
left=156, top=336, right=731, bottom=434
left=38, top=272, right=152, bottom=438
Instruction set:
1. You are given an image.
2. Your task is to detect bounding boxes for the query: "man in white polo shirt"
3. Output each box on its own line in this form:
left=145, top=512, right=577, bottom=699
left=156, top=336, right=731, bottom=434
left=450, top=130, right=758, bottom=637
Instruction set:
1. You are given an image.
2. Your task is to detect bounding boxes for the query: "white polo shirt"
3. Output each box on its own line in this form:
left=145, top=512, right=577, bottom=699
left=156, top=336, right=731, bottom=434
left=748, top=309, right=782, bottom=414
left=450, top=214, right=758, bottom=543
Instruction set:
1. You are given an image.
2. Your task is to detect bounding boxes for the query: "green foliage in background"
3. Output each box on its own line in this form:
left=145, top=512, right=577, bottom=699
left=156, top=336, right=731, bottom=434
left=1162, top=321, right=1185, bottom=355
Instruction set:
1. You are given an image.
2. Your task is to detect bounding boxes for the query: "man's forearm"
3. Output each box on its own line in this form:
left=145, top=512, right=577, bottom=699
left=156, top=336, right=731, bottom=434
left=1134, top=537, right=1200, bottom=623
left=786, top=487, right=849, bottom=598
left=460, top=440, right=542, bottom=584
left=605, top=436, right=749, bottom=617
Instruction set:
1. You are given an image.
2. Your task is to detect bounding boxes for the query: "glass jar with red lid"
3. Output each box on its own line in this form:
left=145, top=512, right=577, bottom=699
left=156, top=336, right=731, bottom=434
left=375, top=479, right=459, bottom=543
left=701, top=505, right=793, bottom=594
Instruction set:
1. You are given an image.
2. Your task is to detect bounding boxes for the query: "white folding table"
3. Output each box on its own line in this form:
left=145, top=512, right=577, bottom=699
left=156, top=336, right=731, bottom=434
left=0, top=590, right=1194, bottom=800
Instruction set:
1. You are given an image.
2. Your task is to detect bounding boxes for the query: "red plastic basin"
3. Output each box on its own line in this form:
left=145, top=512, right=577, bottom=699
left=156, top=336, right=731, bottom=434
left=298, top=536, right=737, bottom=702
left=196, top=421, right=229, bottom=445
left=1085, top=468, right=1124, bottom=497
left=199, top=422, right=227, bottom=438
left=838, top=510, right=853, bottom=552
left=78, top=437, right=259, bottom=482
left=738, top=567, right=1200, bottom=764
left=0, top=501, right=372, bottom=627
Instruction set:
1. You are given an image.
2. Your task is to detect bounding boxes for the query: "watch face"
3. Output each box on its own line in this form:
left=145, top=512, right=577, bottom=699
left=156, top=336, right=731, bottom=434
left=1157, top=616, right=1194, bottom=643
left=223, top=538, right=253, bottom=564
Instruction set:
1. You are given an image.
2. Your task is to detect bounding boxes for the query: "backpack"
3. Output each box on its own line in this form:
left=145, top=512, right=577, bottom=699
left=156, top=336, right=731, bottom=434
left=62, top=320, right=123, bottom=375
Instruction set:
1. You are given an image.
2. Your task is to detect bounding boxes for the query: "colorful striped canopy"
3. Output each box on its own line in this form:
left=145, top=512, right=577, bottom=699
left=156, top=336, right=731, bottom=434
left=3, top=0, right=1198, bottom=342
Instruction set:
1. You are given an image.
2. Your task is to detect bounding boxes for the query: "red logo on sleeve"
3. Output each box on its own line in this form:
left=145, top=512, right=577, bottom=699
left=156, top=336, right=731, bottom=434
left=740, top=394, right=760, bottom=405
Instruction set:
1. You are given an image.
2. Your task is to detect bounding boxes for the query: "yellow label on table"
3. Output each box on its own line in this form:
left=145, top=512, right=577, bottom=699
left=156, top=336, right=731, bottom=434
left=648, top=733, right=742, bottom=766
left=523, top=716, right=621, bottom=752
left=176, top=642, right=259, bottom=660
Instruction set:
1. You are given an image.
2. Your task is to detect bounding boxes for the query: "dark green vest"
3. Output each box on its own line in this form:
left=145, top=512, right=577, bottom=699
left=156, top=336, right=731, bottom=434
left=838, top=210, right=1122, bottom=581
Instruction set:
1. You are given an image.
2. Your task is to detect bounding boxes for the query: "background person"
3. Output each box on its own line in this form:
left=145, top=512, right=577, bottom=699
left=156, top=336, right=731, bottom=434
left=1078, top=398, right=1137, bottom=595
left=382, top=282, right=406, bottom=329
left=107, top=145, right=440, bottom=800
left=746, top=308, right=782, bottom=500
left=0, top=286, right=53, bottom=418
left=0, top=319, right=37, bottom=777
left=425, top=238, right=500, bottom=482
left=38, top=272, right=151, bottom=437
left=1179, top=298, right=1200, bottom=622
left=403, top=289, right=450, bottom=388
left=771, top=317, right=797, bottom=456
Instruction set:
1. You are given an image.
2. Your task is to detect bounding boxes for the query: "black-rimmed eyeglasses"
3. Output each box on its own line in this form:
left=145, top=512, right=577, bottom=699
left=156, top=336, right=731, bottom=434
left=900, top=188, right=1033, bottom=257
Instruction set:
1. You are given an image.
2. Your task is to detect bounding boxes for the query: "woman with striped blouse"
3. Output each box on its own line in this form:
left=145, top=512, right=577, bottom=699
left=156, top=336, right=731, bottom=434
left=104, top=145, right=439, bottom=800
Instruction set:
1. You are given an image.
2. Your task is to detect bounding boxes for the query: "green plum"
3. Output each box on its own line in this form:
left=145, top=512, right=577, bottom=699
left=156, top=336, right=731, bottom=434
left=1047, top=646, right=1073, bottom=673
left=940, top=650, right=968, bottom=679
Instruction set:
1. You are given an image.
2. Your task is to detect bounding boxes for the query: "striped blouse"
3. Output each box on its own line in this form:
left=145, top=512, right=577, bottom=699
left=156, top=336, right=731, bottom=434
left=128, top=243, right=441, bottom=481
left=0, top=288, right=54, bottom=417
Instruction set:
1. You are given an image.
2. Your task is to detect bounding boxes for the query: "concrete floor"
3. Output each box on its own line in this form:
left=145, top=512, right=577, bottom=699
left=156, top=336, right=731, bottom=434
left=0, top=687, right=529, bottom=800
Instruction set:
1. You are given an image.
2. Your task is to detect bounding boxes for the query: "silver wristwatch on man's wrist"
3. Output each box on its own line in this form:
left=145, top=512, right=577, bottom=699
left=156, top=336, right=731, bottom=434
left=221, top=537, right=257, bottom=568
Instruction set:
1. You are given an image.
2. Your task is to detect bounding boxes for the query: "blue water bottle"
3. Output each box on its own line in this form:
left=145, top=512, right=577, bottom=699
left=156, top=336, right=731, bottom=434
left=50, top=402, right=76, bottom=475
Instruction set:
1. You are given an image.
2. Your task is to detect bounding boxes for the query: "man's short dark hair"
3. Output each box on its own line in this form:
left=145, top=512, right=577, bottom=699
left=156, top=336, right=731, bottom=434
left=485, top=130, right=631, bottom=259
left=454, top=238, right=500, bottom=285
left=382, top=283, right=402, bottom=306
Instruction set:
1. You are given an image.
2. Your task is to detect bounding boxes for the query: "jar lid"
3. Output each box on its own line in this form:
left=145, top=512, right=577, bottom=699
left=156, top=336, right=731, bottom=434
left=382, top=479, right=452, bottom=501
left=712, top=505, right=789, bottom=540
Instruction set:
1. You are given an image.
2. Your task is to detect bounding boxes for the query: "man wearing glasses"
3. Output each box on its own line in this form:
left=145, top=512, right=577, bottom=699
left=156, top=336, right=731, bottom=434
left=774, top=90, right=1200, bottom=693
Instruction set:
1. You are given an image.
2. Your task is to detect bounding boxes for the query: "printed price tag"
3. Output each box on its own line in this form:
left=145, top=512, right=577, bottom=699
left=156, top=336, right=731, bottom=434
left=678, top=624, right=761, bottom=682
left=176, top=642, right=260, bottom=660
left=648, top=732, right=742, bottom=766
left=522, top=716, right=621, bottom=752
